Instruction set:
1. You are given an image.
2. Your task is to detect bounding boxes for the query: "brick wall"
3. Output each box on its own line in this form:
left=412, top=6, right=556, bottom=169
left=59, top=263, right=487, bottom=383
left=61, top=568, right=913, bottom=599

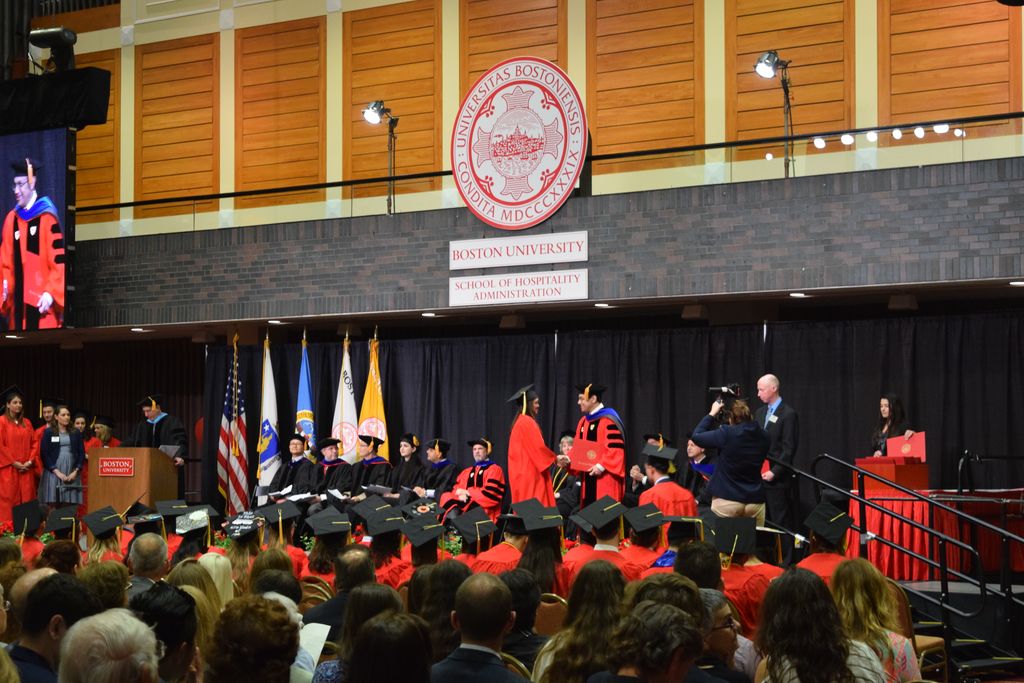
left=73, top=157, right=1024, bottom=327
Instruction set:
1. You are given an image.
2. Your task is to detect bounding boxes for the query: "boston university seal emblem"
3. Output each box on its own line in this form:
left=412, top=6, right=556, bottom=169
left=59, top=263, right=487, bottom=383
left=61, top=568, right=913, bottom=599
left=452, top=56, right=588, bottom=231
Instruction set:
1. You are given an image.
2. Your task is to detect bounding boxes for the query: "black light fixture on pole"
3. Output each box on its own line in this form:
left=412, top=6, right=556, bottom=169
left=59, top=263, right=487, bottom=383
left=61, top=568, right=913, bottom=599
left=754, top=50, right=793, bottom=178
left=362, top=100, right=399, bottom=215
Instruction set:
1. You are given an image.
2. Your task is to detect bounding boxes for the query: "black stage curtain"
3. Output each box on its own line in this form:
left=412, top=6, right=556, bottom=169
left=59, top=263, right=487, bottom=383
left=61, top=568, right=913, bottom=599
left=202, top=312, right=1024, bottom=516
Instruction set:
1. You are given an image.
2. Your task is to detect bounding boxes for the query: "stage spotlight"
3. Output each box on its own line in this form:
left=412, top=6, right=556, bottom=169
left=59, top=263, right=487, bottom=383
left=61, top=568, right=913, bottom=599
left=891, top=128, right=903, bottom=140
left=28, top=27, right=77, bottom=72
left=753, top=51, right=794, bottom=177
left=840, top=134, right=854, bottom=145
left=813, top=137, right=825, bottom=149
left=362, top=100, right=388, bottom=125
left=765, top=152, right=773, bottom=160
left=866, top=130, right=878, bottom=142
left=754, top=51, right=784, bottom=79
left=914, top=126, right=925, bottom=139
left=933, top=123, right=950, bottom=134
left=954, top=128, right=964, bottom=138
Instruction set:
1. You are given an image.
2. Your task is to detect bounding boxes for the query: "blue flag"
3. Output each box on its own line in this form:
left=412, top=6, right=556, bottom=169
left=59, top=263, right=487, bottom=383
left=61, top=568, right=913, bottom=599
left=295, top=333, right=315, bottom=451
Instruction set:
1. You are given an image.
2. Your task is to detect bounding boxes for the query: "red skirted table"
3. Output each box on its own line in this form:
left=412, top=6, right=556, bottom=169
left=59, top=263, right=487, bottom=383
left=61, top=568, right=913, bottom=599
left=846, top=489, right=1024, bottom=581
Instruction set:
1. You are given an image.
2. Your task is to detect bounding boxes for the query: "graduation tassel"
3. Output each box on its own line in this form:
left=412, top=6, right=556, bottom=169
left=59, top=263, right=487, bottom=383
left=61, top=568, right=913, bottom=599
left=159, top=518, right=167, bottom=541
left=521, top=393, right=527, bottom=416
left=17, top=520, right=26, bottom=547
left=278, top=510, right=284, bottom=546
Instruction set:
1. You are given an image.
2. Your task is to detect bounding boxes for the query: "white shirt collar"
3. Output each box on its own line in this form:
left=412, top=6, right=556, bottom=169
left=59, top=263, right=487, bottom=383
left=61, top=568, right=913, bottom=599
left=594, top=543, right=619, bottom=552
left=459, top=643, right=502, bottom=658
left=589, top=402, right=605, bottom=415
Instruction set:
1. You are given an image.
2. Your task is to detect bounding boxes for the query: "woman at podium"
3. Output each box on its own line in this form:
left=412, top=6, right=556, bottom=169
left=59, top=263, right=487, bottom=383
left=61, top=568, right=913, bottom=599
left=871, top=395, right=913, bottom=457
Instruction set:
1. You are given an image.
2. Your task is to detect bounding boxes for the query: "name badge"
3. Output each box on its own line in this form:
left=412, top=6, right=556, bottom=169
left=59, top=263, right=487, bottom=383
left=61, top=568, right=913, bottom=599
left=51, top=436, right=60, bottom=442
left=768, top=414, right=779, bottom=424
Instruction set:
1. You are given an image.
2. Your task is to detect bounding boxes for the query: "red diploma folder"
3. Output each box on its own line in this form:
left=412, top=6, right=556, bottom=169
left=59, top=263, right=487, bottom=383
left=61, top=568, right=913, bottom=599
left=887, top=430, right=926, bottom=462
left=568, top=437, right=605, bottom=472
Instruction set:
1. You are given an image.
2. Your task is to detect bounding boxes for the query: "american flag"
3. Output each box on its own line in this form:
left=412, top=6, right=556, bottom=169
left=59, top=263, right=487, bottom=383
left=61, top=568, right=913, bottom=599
left=217, top=344, right=248, bottom=516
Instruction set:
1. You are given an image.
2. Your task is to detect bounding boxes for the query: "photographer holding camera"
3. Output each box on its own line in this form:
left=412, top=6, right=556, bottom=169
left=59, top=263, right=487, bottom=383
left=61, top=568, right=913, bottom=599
left=691, top=392, right=770, bottom=525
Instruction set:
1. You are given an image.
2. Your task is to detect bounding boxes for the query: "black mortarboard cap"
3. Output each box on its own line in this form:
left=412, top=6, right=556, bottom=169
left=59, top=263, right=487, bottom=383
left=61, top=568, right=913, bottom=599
left=451, top=507, right=496, bottom=544
left=364, top=509, right=405, bottom=536
left=13, top=501, right=42, bottom=536
left=574, top=383, right=607, bottom=399
left=569, top=512, right=593, bottom=534
left=0, top=385, right=23, bottom=404
left=499, top=513, right=528, bottom=536
left=306, top=508, right=352, bottom=538
left=519, top=505, right=564, bottom=532
left=756, top=526, right=785, bottom=563
left=643, top=443, right=679, bottom=464
left=642, top=433, right=674, bottom=447
left=46, top=506, right=77, bottom=535
left=84, top=506, right=124, bottom=539
left=176, top=506, right=213, bottom=535
left=39, top=397, right=63, bottom=410
left=315, top=437, right=340, bottom=451
left=125, top=501, right=155, bottom=519
left=11, top=158, right=42, bottom=176
left=350, top=495, right=391, bottom=521
left=401, top=498, right=438, bottom=519
left=625, top=503, right=665, bottom=534
left=402, top=515, right=445, bottom=547
left=257, top=500, right=302, bottom=525
left=400, top=433, right=420, bottom=448
left=665, top=516, right=704, bottom=543
left=358, top=434, right=384, bottom=448
left=287, top=433, right=307, bottom=445
left=712, top=516, right=757, bottom=557
left=225, top=511, right=261, bottom=540
left=804, top=501, right=853, bottom=547
left=506, top=384, right=538, bottom=403
left=137, top=394, right=163, bottom=408
left=92, top=415, right=116, bottom=429
left=427, top=438, right=450, bottom=454
left=511, top=498, right=544, bottom=518
left=72, top=409, right=89, bottom=421
left=467, top=438, right=492, bottom=455
left=155, top=499, right=189, bottom=520
left=576, top=495, right=626, bottom=530
left=128, top=513, right=164, bottom=536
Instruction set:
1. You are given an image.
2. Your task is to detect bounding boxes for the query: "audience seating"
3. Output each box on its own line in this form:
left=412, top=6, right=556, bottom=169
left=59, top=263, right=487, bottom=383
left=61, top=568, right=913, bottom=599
left=887, top=578, right=948, bottom=683
left=535, top=592, right=568, bottom=637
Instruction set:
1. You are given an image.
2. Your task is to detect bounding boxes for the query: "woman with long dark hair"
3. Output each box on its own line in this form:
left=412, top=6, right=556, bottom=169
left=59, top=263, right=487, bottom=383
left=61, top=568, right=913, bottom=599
left=416, top=559, right=471, bottom=663
left=755, top=568, right=884, bottom=683
left=871, top=394, right=913, bottom=457
left=517, top=524, right=571, bottom=597
left=533, top=560, right=626, bottom=683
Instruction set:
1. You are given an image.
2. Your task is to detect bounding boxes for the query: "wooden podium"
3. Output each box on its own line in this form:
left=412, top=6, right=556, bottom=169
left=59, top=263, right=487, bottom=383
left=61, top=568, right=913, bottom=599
left=87, top=448, right=178, bottom=512
left=854, top=457, right=929, bottom=497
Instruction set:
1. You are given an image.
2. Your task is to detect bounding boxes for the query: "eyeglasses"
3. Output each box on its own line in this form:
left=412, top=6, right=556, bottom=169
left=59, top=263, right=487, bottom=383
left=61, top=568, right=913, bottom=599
left=12, top=181, right=29, bottom=191
left=710, top=616, right=739, bottom=632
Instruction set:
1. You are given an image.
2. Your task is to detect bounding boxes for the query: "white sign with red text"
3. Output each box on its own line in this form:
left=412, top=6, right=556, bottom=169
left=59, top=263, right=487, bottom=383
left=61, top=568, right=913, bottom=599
left=451, top=56, right=588, bottom=231
left=449, top=231, right=587, bottom=271
left=449, top=269, right=588, bottom=307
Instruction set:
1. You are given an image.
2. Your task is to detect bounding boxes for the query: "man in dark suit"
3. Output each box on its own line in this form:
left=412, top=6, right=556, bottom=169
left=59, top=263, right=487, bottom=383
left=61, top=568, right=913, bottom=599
left=755, top=373, right=799, bottom=564
left=430, top=573, right=521, bottom=683
left=303, top=544, right=375, bottom=641
left=124, top=394, right=188, bottom=497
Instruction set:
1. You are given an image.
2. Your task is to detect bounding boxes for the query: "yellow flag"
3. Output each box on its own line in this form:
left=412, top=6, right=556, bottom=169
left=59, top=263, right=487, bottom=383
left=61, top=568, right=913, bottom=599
left=357, top=338, right=389, bottom=461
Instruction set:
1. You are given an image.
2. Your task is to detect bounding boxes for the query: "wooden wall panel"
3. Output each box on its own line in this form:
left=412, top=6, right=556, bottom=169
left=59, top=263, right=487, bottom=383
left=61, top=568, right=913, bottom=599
left=236, top=18, right=326, bottom=209
left=726, top=0, right=854, bottom=159
left=135, top=35, right=219, bottom=219
left=879, top=0, right=1021, bottom=134
left=345, top=1, right=441, bottom=198
left=587, top=0, right=703, bottom=174
left=76, top=49, right=119, bottom=224
left=460, top=0, right=567, bottom=98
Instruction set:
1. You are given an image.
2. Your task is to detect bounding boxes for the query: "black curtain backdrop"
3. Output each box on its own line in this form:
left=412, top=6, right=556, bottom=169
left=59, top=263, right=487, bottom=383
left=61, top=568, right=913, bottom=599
left=202, top=312, right=1024, bottom=518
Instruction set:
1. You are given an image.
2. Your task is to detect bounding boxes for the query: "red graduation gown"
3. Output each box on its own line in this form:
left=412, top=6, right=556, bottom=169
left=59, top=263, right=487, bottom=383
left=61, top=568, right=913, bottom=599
left=639, top=479, right=697, bottom=517
left=470, top=541, right=522, bottom=575
left=565, top=547, right=645, bottom=584
left=507, top=414, right=556, bottom=507
left=0, top=415, right=39, bottom=521
left=575, top=413, right=625, bottom=502
left=619, top=543, right=661, bottom=570
left=795, top=552, right=846, bottom=586
left=745, top=561, right=784, bottom=582
left=1, top=203, right=65, bottom=329
left=376, top=555, right=414, bottom=588
left=440, top=462, right=506, bottom=522
left=721, top=564, right=771, bottom=638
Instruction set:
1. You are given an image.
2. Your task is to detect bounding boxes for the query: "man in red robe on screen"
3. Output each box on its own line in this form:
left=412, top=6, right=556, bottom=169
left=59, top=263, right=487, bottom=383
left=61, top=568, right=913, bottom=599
left=506, top=384, right=567, bottom=507
left=1, top=158, right=65, bottom=330
left=573, top=383, right=626, bottom=506
left=440, top=438, right=506, bottom=523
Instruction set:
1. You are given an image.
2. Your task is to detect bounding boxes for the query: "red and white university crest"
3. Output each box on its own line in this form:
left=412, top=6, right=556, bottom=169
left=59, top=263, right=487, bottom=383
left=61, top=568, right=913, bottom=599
left=452, top=56, right=588, bottom=231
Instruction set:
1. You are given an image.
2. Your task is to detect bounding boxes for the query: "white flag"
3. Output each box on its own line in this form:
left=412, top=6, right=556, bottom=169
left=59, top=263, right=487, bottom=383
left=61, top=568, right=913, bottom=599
left=256, top=336, right=281, bottom=505
left=333, top=338, right=360, bottom=464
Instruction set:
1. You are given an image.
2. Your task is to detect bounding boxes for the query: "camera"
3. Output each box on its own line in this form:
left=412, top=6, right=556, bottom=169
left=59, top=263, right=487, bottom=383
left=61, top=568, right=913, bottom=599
left=707, top=384, right=742, bottom=424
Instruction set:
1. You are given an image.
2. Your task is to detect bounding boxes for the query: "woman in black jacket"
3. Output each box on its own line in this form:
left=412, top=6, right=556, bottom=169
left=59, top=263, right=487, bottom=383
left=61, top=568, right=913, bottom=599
left=691, top=398, right=770, bottom=525
left=871, top=394, right=913, bottom=457
left=39, top=405, right=85, bottom=507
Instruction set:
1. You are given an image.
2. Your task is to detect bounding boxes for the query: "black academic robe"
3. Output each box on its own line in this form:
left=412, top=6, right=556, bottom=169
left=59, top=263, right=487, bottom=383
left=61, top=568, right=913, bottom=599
left=317, top=460, right=354, bottom=494
left=351, top=456, right=391, bottom=493
left=423, top=460, right=459, bottom=501
left=388, top=456, right=426, bottom=491
left=124, top=413, right=188, bottom=456
left=269, top=457, right=318, bottom=495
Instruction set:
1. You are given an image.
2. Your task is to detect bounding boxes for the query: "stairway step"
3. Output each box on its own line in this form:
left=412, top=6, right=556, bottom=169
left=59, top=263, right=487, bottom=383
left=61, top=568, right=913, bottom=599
left=955, top=656, right=1024, bottom=674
